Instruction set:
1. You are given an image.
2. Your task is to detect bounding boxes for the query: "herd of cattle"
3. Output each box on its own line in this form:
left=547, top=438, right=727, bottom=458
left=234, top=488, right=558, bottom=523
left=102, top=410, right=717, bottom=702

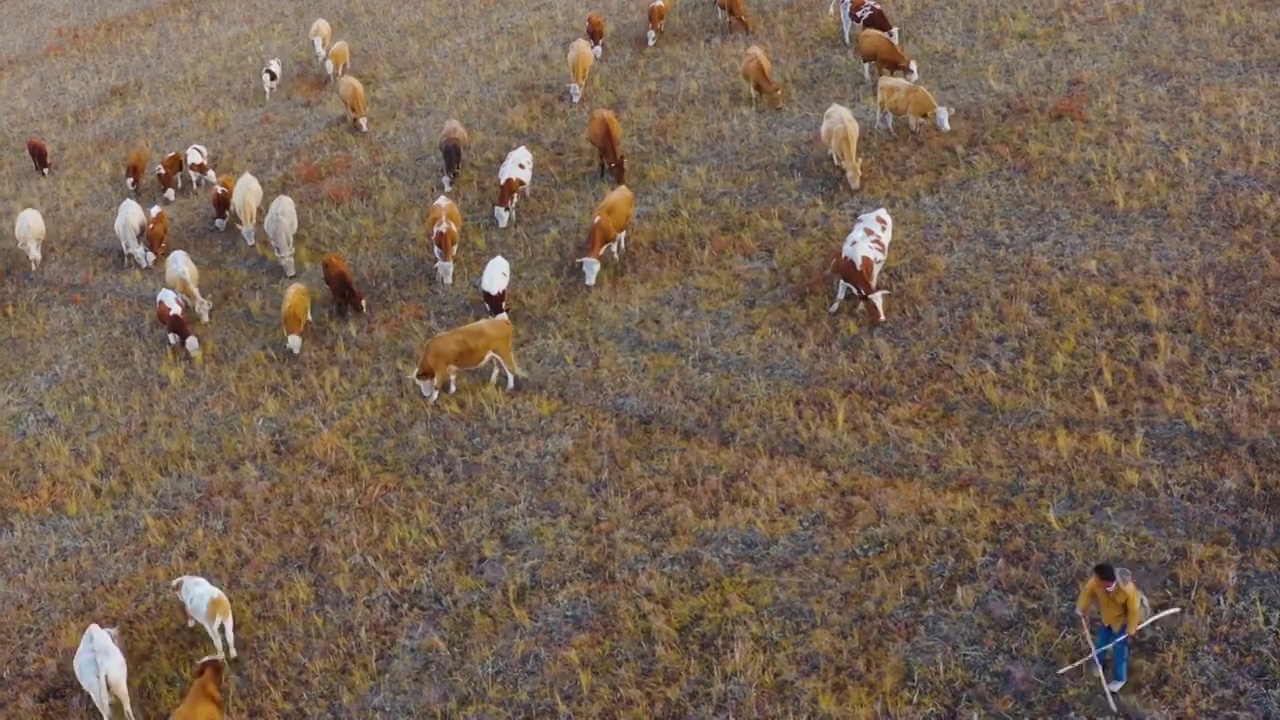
left=12, top=0, right=960, bottom=716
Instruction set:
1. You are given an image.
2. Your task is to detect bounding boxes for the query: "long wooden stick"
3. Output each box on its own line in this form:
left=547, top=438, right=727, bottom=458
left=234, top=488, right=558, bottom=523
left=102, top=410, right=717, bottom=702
left=1079, top=615, right=1118, bottom=712
left=1057, top=608, right=1183, bottom=675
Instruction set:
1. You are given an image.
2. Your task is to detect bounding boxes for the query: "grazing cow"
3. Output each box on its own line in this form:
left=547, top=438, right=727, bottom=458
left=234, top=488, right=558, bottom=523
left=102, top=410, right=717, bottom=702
left=481, top=255, right=511, bottom=318
left=125, top=147, right=148, bottom=194
left=586, top=12, right=606, bottom=58
left=715, top=0, right=751, bottom=33
left=567, top=38, right=594, bottom=105
left=114, top=198, right=156, bottom=269
left=820, top=103, right=863, bottom=191
left=439, top=119, right=469, bottom=193
left=184, top=144, right=217, bottom=189
left=170, top=654, right=226, bottom=720
left=263, top=194, right=299, bottom=277
left=647, top=0, right=667, bottom=47
left=428, top=194, right=462, bottom=285
left=211, top=174, right=235, bottom=231
left=829, top=0, right=899, bottom=46
left=27, top=136, right=50, bottom=176
left=309, top=18, right=332, bottom=64
left=577, top=184, right=635, bottom=286
left=14, top=207, right=45, bottom=272
left=326, top=40, right=350, bottom=82
left=145, top=205, right=169, bottom=259
left=413, top=315, right=524, bottom=403
left=165, top=250, right=213, bottom=324
left=876, top=76, right=953, bottom=133
left=262, top=57, right=282, bottom=100
left=587, top=108, right=626, bottom=185
left=171, top=576, right=238, bottom=659
left=740, top=45, right=783, bottom=108
left=73, top=624, right=138, bottom=720
left=338, top=75, right=369, bottom=133
left=857, top=28, right=917, bottom=84
left=156, top=288, right=201, bottom=357
left=155, top=151, right=185, bottom=203
left=493, top=145, right=533, bottom=229
left=828, top=207, right=893, bottom=322
left=321, top=253, right=366, bottom=314
left=281, top=282, right=311, bottom=355
left=231, top=171, right=263, bottom=245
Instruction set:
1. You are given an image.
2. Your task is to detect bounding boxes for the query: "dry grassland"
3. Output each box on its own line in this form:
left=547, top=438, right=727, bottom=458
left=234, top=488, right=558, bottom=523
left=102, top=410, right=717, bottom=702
left=2, top=0, right=1279, bottom=716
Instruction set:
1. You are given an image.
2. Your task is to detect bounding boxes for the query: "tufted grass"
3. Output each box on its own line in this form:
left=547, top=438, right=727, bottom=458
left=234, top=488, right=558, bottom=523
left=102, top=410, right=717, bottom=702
left=2, top=0, right=1279, bottom=717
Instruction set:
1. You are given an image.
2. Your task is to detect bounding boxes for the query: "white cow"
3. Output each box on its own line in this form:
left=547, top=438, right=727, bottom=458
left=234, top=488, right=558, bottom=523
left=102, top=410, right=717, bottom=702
left=73, top=623, right=138, bottom=720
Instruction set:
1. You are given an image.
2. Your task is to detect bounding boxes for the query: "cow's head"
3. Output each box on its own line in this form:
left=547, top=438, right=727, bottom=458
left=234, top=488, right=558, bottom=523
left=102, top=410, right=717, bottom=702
left=647, top=28, right=657, bottom=46
left=569, top=83, right=583, bottom=104
left=436, top=259, right=455, bottom=285
left=281, top=256, right=297, bottom=278
left=905, top=60, right=919, bottom=83
left=847, top=157, right=863, bottom=191
left=934, top=106, right=954, bottom=132
left=137, top=247, right=157, bottom=268
left=413, top=368, right=439, bottom=402
left=355, top=116, right=368, bottom=133
left=577, top=257, right=603, bottom=286
left=194, top=297, right=212, bottom=324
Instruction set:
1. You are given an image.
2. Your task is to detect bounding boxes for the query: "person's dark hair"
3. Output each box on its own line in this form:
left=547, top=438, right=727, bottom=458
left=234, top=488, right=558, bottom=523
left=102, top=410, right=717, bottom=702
left=1093, top=563, right=1117, bottom=583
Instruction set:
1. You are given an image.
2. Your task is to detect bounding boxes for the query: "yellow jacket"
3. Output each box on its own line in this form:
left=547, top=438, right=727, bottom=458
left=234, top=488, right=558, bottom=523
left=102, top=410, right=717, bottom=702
left=1076, top=576, right=1143, bottom=633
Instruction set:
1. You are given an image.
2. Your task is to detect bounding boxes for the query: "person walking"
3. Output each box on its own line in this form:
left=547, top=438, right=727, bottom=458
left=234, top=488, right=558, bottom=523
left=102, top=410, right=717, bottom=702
left=1076, top=562, right=1146, bottom=692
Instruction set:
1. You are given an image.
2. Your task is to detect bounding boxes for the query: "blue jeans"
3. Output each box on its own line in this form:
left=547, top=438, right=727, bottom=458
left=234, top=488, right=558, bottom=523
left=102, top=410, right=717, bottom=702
left=1094, top=625, right=1130, bottom=682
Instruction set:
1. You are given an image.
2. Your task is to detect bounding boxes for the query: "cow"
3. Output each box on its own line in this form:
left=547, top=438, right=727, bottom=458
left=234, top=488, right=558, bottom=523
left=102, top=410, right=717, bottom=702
left=145, top=205, right=169, bottom=259
left=577, top=184, right=635, bottom=286
left=586, top=12, right=606, bottom=58
left=481, top=255, right=510, bottom=318
left=281, top=282, right=311, bottom=355
left=829, top=0, right=899, bottom=47
left=338, top=75, right=369, bottom=133
left=169, top=654, right=226, bottom=720
left=185, top=144, right=218, bottom=189
left=171, top=575, right=238, bottom=659
left=263, top=194, right=299, bottom=277
left=231, top=170, right=263, bottom=245
left=211, top=174, right=235, bottom=231
left=876, top=76, right=953, bottom=133
left=73, top=624, right=138, bottom=720
left=715, top=0, right=751, bottom=33
left=125, top=147, right=148, bottom=194
left=326, top=40, right=350, bottom=82
left=856, top=28, right=917, bottom=84
left=740, top=45, right=783, bottom=108
left=412, top=315, right=524, bottom=403
left=155, top=151, right=185, bottom=203
left=828, top=207, right=893, bottom=323
left=568, top=38, right=594, bottom=104
left=820, top=103, right=863, bottom=191
left=428, top=194, right=462, bottom=285
left=156, top=288, right=201, bottom=357
left=27, top=136, right=50, bottom=176
left=114, top=198, right=156, bottom=269
left=321, top=253, right=367, bottom=314
left=647, top=0, right=668, bottom=47
left=14, top=207, right=45, bottom=272
left=587, top=108, right=626, bottom=185
left=165, top=250, right=213, bottom=324
left=262, top=57, right=282, bottom=100
left=310, top=18, right=332, bottom=64
left=438, top=119, right=469, bottom=193
left=493, top=145, right=533, bottom=229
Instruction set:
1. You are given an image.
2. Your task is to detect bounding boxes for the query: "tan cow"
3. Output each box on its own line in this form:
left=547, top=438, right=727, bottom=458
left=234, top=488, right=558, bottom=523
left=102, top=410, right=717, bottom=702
left=413, top=316, right=525, bottom=403
left=820, top=103, right=863, bottom=191
left=740, top=45, right=783, bottom=108
left=567, top=38, right=594, bottom=104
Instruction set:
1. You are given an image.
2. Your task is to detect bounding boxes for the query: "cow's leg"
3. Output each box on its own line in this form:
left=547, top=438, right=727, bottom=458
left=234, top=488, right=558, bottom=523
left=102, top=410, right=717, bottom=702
left=829, top=281, right=850, bottom=314
left=615, top=231, right=626, bottom=258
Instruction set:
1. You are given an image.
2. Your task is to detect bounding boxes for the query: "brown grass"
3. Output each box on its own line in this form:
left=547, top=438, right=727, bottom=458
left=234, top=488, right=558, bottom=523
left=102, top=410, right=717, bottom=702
left=2, top=0, right=1280, bottom=717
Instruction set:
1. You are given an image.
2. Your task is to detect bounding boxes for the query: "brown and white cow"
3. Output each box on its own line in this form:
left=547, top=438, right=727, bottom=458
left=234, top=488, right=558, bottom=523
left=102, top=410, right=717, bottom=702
left=211, top=175, right=235, bottom=231
left=740, top=45, right=783, bottom=108
left=586, top=12, right=605, bottom=58
left=145, top=205, right=169, bottom=259
left=428, top=194, right=462, bottom=285
left=281, top=282, right=311, bottom=355
left=587, top=108, right=626, bottom=185
left=857, top=28, right=917, bottom=85
left=647, top=0, right=667, bottom=47
left=321, top=253, right=367, bottom=314
left=185, top=144, right=218, bottom=189
left=481, top=255, right=510, bottom=318
left=577, top=184, right=634, bottom=286
left=829, top=0, right=899, bottom=47
left=828, top=207, right=893, bottom=322
left=438, top=119, right=469, bottom=193
left=412, top=315, right=524, bottom=403
left=493, top=145, right=533, bottom=229
left=125, top=147, right=148, bottom=194
left=27, top=136, right=50, bottom=176
left=156, top=288, right=201, bottom=356
left=155, top=151, right=185, bottom=203
left=715, top=0, right=751, bottom=33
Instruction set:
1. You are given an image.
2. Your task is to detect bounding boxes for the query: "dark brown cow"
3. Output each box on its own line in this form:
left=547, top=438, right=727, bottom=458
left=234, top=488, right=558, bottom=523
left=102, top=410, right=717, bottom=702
left=27, top=136, right=50, bottom=176
left=321, top=253, right=367, bottom=314
left=587, top=108, right=626, bottom=185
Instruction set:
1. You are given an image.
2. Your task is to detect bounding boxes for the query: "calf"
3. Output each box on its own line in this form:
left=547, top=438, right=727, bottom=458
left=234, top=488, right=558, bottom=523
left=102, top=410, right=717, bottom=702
left=165, top=250, right=213, bottom=323
left=829, top=0, right=899, bottom=46
left=27, top=136, right=50, bottom=176
left=567, top=38, right=594, bottom=104
left=145, top=205, right=169, bottom=259
left=125, top=147, right=148, bottom=194
left=716, top=0, right=751, bottom=33
left=876, top=76, right=953, bottom=133
left=281, top=282, right=311, bottom=355
left=577, top=184, right=634, bottom=286
left=211, top=174, right=235, bottom=231
left=647, top=0, right=667, bottom=47
left=413, top=316, right=524, bottom=403
left=263, top=194, right=299, bottom=277
left=185, top=144, right=217, bottom=189
left=439, top=119, right=469, bottom=193
left=326, top=40, right=350, bottom=82
left=262, top=57, right=282, bottom=100
left=155, top=151, right=185, bottom=203
left=231, top=170, right=263, bottom=245
left=828, top=207, right=893, bottom=322
left=171, top=575, right=238, bottom=659
left=321, top=253, right=366, bottom=314
left=170, top=655, right=226, bottom=720
left=493, top=145, right=534, bottom=229
left=115, top=198, right=156, bottom=269
left=14, top=207, right=45, bottom=272
left=820, top=103, right=863, bottom=191
left=586, top=12, right=606, bottom=58
left=338, top=75, right=369, bottom=133
left=481, top=255, right=511, bottom=318
left=156, top=288, right=201, bottom=356
left=740, top=45, right=783, bottom=108
left=856, top=28, right=917, bottom=84
left=310, top=18, right=332, bottom=64
left=587, top=108, right=626, bottom=184
left=73, top=624, right=138, bottom=720
left=428, top=194, right=462, bottom=285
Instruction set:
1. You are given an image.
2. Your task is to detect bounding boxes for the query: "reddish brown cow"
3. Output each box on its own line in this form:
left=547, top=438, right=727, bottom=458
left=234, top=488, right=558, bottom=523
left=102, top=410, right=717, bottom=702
left=587, top=108, right=626, bottom=185
left=156, top=151, right=185, bottom=202
left=27, top=136, right=50, bottom=176
left=126, top=147, right=148, bottom=194
left=586, top=12, right=605, bottom=58
left=211, top=175, right=234, bottom=231
left=321, top=253, right=367, bottom=314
